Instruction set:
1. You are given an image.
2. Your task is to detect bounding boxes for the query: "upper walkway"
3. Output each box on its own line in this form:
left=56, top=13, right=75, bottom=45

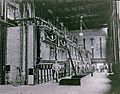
left=0, top=72, right=111, bottom=94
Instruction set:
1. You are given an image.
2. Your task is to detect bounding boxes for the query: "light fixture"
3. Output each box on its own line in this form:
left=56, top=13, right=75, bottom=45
left=79, top=32, right=83, bottom=36
left=101, top=27, right=108, bottom=35
left=101, top=23, right=108, bottom=35
left=91, top=46, right=94, bottom=49
left=79, top=16, right=83, bottom=37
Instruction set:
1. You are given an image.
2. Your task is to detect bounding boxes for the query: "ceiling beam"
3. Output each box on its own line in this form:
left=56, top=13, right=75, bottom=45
left=53, top=4, right=108, bottom=18
left=65, top=17, right=107, bottom=24
left=44, top=1, right=108, bottom=9
left=59, top=12, right=108, bottom=22
left=58, top=12, right=107, bottom=20
left=63, top=16, right=108, bottom=30
left=67, top=20, right=105, bottom=30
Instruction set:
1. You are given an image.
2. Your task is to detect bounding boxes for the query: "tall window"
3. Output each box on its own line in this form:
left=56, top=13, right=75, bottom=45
left=90, top=38, right=95, bottom=58
left=61, top=50, right=64, bottom=59
left=83, top=38, right=86, bottom=49
left=49, top=46, right=55, bottom=59
left=99, top=37, right=102, bottom=58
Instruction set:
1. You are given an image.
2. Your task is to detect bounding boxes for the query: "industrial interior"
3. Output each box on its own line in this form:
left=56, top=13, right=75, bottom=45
left=0, top=0, right=120, bottom=94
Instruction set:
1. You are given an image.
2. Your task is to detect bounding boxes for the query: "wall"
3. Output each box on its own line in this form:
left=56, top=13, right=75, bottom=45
left=70, top=29, right=107, bottom=60
left=7, top=27, right=21, bottom=83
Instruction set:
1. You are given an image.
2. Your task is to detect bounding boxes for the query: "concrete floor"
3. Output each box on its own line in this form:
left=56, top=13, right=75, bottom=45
left=0, top=72, right=112, bottom=94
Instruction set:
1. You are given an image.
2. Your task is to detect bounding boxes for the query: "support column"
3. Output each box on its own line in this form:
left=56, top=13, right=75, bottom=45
left=0, top=26, right=6, bottom=84
left=36, top=26, right=40, bottom=84
left=0, top=0, right=7, bottom=84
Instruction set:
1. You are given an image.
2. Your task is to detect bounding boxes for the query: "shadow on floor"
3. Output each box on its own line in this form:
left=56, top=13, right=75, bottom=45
left=108, top=75, right=120, bottom=94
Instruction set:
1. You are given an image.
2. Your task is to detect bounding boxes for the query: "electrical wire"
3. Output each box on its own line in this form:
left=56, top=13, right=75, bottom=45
left=81, top=20, right=93, bottom=32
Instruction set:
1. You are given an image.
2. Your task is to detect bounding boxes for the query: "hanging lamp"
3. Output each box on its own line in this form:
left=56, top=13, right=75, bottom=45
left=79, top=16, right=83, bottom=36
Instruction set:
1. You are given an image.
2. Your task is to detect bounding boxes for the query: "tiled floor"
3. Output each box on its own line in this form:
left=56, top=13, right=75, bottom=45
left=0, top=72, right=111, bottom=94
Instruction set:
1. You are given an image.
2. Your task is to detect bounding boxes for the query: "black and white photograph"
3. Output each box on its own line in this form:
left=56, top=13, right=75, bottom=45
left=0, top=0, right=120, bottom=94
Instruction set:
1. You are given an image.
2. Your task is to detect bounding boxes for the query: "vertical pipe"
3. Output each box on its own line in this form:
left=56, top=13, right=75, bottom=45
left=19, top=25, right=23, bottom=85
left=24, top=24, right=28, bottom=85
